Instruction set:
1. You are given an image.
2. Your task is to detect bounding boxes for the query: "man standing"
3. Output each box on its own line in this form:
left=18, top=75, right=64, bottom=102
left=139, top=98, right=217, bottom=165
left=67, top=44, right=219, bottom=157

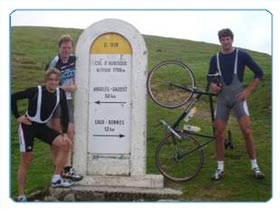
left=207, top=28, right=265, bottom=180
left=46, top=34, right=82, bottom=181
left=12, top=68, right=74, bottom=201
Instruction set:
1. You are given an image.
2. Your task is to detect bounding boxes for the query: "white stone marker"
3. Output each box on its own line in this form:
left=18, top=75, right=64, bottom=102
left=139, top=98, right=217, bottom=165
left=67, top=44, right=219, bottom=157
left=73, top=19, right=163, bottom=188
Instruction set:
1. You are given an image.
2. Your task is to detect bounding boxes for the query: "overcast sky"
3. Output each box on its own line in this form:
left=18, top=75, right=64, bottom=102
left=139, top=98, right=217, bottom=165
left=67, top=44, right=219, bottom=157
left=11, top=9, right=272, bottom=55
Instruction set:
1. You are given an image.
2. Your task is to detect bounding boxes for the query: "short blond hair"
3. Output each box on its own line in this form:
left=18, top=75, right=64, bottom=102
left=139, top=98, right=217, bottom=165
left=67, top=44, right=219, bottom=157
left=45, top=67, right=61, bottom=81
left=58, top=34, right=73, bottom=47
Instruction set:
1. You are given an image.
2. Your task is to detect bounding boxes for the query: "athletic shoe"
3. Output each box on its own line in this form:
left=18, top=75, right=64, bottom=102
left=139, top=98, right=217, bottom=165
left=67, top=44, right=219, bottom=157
left=17, top=195, right=27, bottom=202
left=51, top=177, right=73, bottom=188
left=211, top=169, right=224, bottom=180
left=62, top=167, right=83, bottom=181
left=253, top=167, right=265, bottom=179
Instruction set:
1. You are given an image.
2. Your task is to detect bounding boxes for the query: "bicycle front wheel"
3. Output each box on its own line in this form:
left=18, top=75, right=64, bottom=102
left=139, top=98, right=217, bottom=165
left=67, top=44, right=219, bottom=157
left=147, top=60, right=196, bottom=109
left=155, top=134, right=204, bottom=182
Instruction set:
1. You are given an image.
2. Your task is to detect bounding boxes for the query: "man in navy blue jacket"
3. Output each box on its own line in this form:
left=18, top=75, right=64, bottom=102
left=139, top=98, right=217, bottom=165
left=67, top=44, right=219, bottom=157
left=207, top=28, right=265, bottom=180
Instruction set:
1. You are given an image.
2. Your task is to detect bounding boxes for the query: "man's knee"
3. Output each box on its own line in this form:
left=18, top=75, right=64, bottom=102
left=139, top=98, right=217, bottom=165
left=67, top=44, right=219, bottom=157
left=215, top=129, right=225, bottom=141
left=241, top=125, right=252, bottom=137
left=52, top=135, right=71, bottom=152
left=239, top=116, right=252, bottom=137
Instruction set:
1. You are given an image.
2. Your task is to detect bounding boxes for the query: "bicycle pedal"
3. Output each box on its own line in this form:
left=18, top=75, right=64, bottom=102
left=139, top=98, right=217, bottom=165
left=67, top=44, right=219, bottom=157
left=224, top=141, right=234, bottom=149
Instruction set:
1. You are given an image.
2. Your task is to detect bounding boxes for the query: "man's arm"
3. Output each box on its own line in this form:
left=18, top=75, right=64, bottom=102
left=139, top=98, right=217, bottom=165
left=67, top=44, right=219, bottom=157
left=207, top=55, right=222, bottom=94
left=236, top=52, right=264, bottom=100
left=236, top=77, right=260, bottom=101
left=11, top=88, right=35, bottom=125
left=59, top=81, right=76, bottom=93
left=11, top=88, right=33, bottom=118
left=243, top=51, right=264, bottom=80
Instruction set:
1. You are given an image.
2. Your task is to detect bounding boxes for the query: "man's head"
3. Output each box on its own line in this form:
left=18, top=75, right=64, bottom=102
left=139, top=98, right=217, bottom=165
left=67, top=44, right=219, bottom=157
left=218, top=28, right=234, bottom=40
left=45, top=68, right=61, bottom=92
left=58, top=34, right=73, bottom=61
left=218, top=28, right=234, bottom=53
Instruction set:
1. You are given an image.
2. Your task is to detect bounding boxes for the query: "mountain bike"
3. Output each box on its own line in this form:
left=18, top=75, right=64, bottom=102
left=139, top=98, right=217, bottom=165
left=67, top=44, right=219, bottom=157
left=147, top=60, right=233, bottom=182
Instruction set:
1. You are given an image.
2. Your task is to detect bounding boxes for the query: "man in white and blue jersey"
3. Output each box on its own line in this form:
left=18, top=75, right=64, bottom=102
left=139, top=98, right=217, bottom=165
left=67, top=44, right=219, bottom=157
left=46, top=35, right=82, bottom=181
left=207, top=28, right=265, bottom=180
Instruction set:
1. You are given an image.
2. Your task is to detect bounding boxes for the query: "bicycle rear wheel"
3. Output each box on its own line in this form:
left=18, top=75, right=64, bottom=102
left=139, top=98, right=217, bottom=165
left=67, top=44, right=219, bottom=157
left=155, top=134, right=204, bottom=182
left=147, top=60, right=196, bottom=109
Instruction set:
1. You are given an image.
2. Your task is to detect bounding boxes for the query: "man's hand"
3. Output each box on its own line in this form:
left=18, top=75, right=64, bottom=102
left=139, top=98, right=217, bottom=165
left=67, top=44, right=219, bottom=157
left=210, top=82, right=222, bottom=94
left=59, top=80, right=76, bottom=93
left=17, top=116, right=32, bottom=125
left=62, top=133, right=72, bottom=147
left=236, top=88, right=251, bottom=101
left=236, top=78, right=260, bottom=101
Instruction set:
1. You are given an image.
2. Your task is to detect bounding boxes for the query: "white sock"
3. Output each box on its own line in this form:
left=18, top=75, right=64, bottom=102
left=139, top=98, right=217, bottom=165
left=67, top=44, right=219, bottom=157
left=250, top=159, right=259, bottom=170
left=52, top=174, right=61, bottom=182
left=217, top=161, right=224, bottom=171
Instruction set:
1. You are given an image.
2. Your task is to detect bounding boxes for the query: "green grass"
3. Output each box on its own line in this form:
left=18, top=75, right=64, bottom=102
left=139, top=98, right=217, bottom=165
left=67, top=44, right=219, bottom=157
left=11, top=26, right=272, bottom=201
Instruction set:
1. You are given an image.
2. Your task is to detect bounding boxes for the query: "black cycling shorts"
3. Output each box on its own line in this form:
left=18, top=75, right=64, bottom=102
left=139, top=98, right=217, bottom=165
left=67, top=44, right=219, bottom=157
left=18, top=122, right=60, bottom=152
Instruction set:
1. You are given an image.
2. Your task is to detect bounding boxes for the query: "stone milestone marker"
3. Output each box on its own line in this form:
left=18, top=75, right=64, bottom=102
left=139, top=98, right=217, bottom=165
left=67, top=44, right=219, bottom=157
left=73, top=19, right=163, bottom=188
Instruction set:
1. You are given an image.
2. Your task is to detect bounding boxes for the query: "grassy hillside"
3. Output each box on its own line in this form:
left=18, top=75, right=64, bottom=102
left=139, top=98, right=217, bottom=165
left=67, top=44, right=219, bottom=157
left=11, top=26, right=272, bottom=201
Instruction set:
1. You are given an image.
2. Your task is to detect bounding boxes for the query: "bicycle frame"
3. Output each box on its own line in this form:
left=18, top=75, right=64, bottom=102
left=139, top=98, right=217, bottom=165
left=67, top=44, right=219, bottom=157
left=162, top=83, right=233, bottom=150
left=170, top=84, right=216, bottom=133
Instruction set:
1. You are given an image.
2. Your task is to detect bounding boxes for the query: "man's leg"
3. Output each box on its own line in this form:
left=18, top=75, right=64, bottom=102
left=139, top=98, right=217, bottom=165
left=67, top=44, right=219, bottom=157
left=238, top=115, right=264, bottom=179
left=18, top=152, right=33, bottom=199
left=211, top=119, right=227, bottom=180
left=50, top=134, right=74, bottom=187
left=65, top=122, right=74, bottom=167
left=238, top=116, right=256, bottom=159
left=49, top=118, right=61, bottom=163
left=65, top=100, right=74, bottom=167
left=215, top=119, right=227, bottom=161
left=62, top=122, right=83, bottom=181
left=51, top=135, right=70, bottom=175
